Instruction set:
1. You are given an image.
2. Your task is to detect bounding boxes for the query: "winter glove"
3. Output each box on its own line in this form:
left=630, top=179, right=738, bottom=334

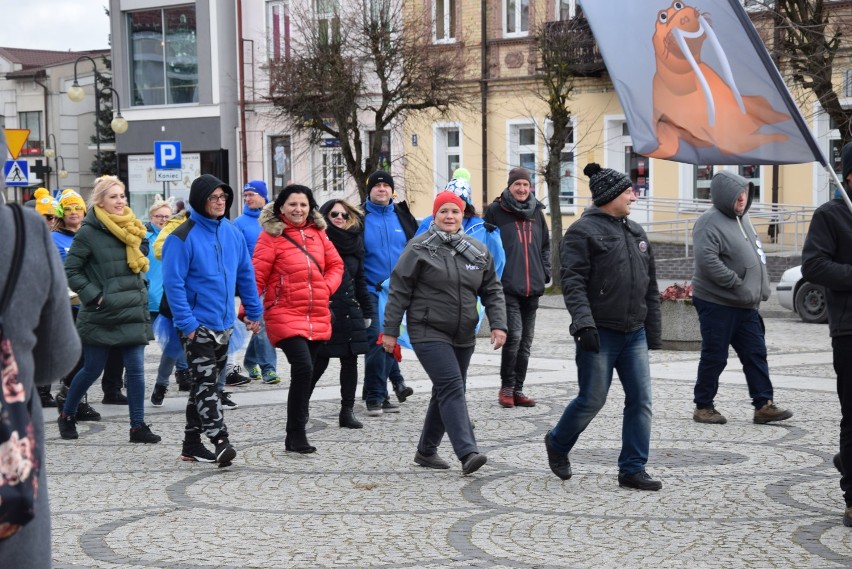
left=575, top=327, right=600, bottom=353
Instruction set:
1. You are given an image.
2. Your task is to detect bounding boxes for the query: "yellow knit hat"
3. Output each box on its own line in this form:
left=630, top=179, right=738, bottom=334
left=33, top=188, right=61, bottom=217
left=59, top=188, right=86, bottom=214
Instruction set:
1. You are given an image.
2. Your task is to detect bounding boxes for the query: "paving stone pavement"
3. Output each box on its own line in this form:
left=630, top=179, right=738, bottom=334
left=45, top=299, right=852, bottom=568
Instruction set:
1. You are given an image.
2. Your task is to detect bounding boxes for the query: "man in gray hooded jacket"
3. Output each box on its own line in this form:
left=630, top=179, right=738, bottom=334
left=691, top=171, right=793, bottom=425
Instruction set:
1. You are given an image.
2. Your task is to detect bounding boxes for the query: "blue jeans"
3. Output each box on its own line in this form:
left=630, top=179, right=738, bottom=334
left=500, top=293, right=539, bottom=390
left=63, top=344, right=146, bottom=427
left=693, top=297, right=774, bottom=409
left=549, top=327, right=653, bottom=474
left=155, top=351, right=188, bottom=386
left=244, top=321, right=277, bottom=373
left=364, top=294, right=395, bottom=406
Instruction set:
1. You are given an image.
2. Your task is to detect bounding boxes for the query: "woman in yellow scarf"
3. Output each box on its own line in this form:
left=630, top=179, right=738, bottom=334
left=59, top=176, right=160, bottom=444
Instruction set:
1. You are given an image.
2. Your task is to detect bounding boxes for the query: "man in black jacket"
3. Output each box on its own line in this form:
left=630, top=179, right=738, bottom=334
left=545, top=163, right=662, bottom=491
left=801, top=141, right=852, bottom=526
left=484, top=167, right=550, bottom=409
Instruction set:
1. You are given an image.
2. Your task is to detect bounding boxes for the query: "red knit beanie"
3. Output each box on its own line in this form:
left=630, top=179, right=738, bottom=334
left=433, top=191, right=465, bottom=217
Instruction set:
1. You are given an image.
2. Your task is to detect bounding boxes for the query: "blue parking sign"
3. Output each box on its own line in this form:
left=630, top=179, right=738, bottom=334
left=154, top=141, right=181, bottom=170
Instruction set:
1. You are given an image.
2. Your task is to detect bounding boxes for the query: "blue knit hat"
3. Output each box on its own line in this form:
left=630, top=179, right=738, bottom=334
left=244, top=180, right=269, bottom=202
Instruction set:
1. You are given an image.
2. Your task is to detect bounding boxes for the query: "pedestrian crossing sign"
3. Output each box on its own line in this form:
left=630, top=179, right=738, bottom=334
left=4, top=160, right=29, bottom=187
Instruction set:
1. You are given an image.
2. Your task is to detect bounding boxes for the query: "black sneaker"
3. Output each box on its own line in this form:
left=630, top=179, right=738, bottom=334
left=225, top=366, right=251, bottom=387
left=544, top=432, right=572, bottom=480
left=38, top=386, right=56, bottom=408
left=102, top=391, right=128, bottom=405
left=76, top=397, right=101, bottom=421
left=150, top=384, right=167, bottom=407
left=618, top=470, right=662, bottom=491
left=181, top=440, right=216, bottom=463
left=382, top=400, right=400, bottom=413
left=129, top=423, right=162, bottom=444
left=220, top=391, right=239, bottom=409
left=57, top=413, right=78, bottom=440
left=212, top=436, right=237, bottom=466
left=175, top=369, right=193, bottom=392
left=394, top=383, right=414, bottom=403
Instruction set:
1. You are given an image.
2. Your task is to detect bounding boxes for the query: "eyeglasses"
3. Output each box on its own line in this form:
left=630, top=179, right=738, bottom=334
left=43, top=215, right=57, bottom=222
left=151, top=214, right=170, bottom=221
left=329, top=211, right=350, bottom=220
left=243, top=191, right=258, bottom=198
left=63, top=205, right=84, bottom=212
left=207, top=193, right=228, bottom=203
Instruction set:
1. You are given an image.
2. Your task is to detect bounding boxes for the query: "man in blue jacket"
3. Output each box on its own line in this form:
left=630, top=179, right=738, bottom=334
left=163, top=174, right=263, bottom=466
left=362, top=171, right=418, bottom=416
left=234, top=179, right=279, bottom=385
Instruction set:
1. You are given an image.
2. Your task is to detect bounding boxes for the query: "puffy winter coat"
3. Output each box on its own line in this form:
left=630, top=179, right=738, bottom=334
left=65, top=208, right=153, bottom=346
left=253, top=203, right=344, bottom=345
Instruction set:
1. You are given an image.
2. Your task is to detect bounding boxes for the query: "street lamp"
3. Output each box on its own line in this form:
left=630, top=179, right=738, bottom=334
left=67, top=55, right=129, bottom=176
left=43, top=132, right=70, bottom=190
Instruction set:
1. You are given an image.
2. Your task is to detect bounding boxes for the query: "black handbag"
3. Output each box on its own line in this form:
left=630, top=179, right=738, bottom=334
left=0, top=203, right=40, bottom=539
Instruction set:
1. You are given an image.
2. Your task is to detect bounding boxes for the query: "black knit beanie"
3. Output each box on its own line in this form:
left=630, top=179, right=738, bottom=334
left=366, top=171, right=395, bottom=192
left=584, top=163, right=633, bottom=206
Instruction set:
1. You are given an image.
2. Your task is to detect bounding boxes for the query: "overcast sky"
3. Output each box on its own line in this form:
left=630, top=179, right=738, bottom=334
left=5, top=1, right=111, bottom=52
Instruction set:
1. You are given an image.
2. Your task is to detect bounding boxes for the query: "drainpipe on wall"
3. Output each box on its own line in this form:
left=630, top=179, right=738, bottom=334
left=480, top=0, right=489, bottom=206
left=237, top=0, right=248, bottom=190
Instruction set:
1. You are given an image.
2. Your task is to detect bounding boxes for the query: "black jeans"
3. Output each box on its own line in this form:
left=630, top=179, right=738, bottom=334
left=278, top=337, right=320, bottom=435
left=313, top=354, right=358, bottom=408
left=500, top=293, right=539, bottom=390
left=834, top=335, right=852, bottom=506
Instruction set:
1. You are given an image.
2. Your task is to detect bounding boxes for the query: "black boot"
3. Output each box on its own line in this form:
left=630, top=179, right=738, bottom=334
left=339, top=406, right=363, bottom=429
left=285, top=431, right=316, bottom=454
left=38, top=385, right=56, bottom=407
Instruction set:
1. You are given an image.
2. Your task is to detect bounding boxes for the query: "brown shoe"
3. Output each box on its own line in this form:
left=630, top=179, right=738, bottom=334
left=498, top=387, right=515, bottom=408
left=693, top=406, right=727, bottom=424
left=753, top=400, right=793, bottom=424
left=513, top=390, right=536, bottom=407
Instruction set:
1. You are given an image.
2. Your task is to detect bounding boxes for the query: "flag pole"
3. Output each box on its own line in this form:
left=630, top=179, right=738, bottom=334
left=825, top=163, right=852, bottom=216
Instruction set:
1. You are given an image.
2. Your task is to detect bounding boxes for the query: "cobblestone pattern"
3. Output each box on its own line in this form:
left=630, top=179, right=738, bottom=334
left=45, top=308, right=852, bottom=568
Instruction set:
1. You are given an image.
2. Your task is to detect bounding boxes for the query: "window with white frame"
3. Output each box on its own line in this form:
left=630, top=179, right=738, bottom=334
left=318, top=142, right=345, bottom=196
left=509, top=122, right=537, bottom=189
left=316, top=0, right=340, bottom=45
left=558, top=127, right=576, bottom=211
left=267, top=1, right=291, bottom=61
left=368, top=130, right=392, bottom=172
left=694, top=165, right=714, bottom=201
left=739, top=164, right=761, bottom=202
left=435, top=124, right=461, bottom=191
left=845, top=69, right=852, bottom=98
left=434, top=0, right=456, bottom=42
left=557, top=0, right=576, bottom=20
left=504, top=0, right=529, bottom=36
left=18, top=111, right=42, bottom=156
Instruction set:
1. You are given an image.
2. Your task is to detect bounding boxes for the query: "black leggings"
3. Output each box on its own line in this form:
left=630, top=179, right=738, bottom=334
left=278, top=337, right=320, bottom=434
left=312, top=354, right=358, bottom=408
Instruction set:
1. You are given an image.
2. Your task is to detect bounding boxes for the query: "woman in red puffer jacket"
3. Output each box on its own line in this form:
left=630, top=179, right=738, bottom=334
left=253, top=184, right=343, bottom=454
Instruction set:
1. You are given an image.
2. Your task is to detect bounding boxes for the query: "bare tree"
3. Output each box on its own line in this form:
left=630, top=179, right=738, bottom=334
left=774, top=0, right=852, bottom=146
left=266, top=0, right=468, bottom=201
left=533, top=13, right=601, bottom=283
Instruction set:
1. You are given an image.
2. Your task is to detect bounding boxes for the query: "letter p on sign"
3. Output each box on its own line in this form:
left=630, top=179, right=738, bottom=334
left=154, top=141, right=182, bottom=170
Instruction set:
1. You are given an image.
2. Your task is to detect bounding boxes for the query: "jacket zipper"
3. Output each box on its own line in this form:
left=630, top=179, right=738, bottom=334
left=515, top=220, right=531, bottom=296
left=301, top=229, right=315, bottom=339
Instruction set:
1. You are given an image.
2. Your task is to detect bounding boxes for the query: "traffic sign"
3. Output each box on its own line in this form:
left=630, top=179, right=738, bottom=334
left=155, top=169, right=182, bottom=182
left=4, top=160, right=29, bottom=186
left=4, top=129, right=30, bottom=160
left=154, top=141, right=181, bottom=169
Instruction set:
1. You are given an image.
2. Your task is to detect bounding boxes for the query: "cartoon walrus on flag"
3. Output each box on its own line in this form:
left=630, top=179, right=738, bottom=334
left=648, top=1, right=791, bottom=159
left=581, top=0, right=821, bottom=166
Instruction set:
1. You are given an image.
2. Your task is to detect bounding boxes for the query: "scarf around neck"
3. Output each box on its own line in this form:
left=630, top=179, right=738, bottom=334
left=93, top=206, right=149, bottom=273
left=500, top=188, right=537, bottom=220
left=325, top=223, right=363, bottom=257
left=418, top=222, right=487, bottom=267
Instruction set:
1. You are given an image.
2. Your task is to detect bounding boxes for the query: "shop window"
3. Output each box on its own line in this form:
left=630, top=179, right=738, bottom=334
left=624, top=146, right=647, bottom=198
left=271, top=135, right=292, bottom=197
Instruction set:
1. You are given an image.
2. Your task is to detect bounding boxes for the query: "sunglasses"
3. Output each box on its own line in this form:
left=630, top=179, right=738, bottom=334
left=329, top=211, right=350, bottom=220
left=44, top=215, right=57, bottom=221
left=63, top=205, right=84, bottom=212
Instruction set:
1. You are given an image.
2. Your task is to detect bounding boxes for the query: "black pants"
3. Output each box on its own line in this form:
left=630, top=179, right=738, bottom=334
left=834, top=335, right=852, bottom=506
left=500, top=293, right=539, bottom=390
left=312, top=354, right=358, bottom=409
left=278, top=337, right=320, bottom=435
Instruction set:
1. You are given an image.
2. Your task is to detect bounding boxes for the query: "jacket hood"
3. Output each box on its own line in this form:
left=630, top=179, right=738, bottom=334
left=189, top=174, right=233, bottom=219
left=842, top=141, right=852, bottom=188
left=710, top=171, right=753, bottom=218
left=259, top=201, right=326, bottom=236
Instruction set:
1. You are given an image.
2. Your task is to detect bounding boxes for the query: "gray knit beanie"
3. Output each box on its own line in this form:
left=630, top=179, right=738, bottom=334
left=584, top=163, right=633, bottom=206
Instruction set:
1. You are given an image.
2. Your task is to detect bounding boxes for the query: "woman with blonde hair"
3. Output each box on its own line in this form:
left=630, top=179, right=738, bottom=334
left=311, top=199, right=374, bottom=429
left=58, top=176, right=160, bottom=444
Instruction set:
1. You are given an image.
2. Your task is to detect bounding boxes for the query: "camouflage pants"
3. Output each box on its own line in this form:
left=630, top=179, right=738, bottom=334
left=180, top=326, right=231, bottom=440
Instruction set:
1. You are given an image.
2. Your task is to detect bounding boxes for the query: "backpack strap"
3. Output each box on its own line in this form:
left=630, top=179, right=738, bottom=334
left=0, top=204, right=26, bottom=315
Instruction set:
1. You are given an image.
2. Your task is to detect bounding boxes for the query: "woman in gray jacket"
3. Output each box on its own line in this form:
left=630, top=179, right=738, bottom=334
left=382, top=191, right=507, bottom=475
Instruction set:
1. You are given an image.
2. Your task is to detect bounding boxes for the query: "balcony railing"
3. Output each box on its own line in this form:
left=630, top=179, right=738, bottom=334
left=542, top=17, right=605, bottom=76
